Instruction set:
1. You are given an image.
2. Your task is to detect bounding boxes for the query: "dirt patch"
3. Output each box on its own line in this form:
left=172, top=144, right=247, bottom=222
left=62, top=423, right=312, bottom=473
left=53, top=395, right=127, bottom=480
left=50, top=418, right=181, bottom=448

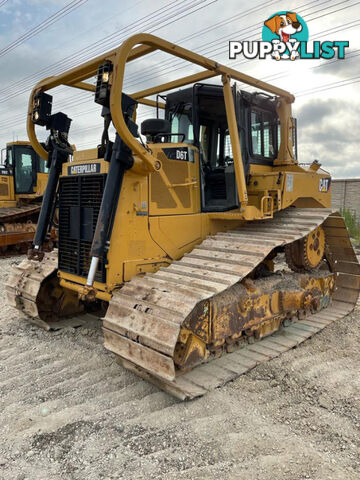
left=0, top=255, right=359, bottom=479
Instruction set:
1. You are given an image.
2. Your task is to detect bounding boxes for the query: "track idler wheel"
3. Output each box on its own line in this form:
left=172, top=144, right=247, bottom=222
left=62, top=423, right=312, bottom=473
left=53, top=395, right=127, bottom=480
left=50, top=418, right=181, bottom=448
left=285, top=226, right=325, bottom=272
left=36, top=272, right=84, bottom=322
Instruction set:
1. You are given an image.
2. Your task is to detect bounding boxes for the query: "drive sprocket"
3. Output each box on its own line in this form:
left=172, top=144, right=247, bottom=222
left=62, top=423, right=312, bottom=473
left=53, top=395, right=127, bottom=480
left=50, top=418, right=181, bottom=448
left=285, top=226, right=325, bottom=272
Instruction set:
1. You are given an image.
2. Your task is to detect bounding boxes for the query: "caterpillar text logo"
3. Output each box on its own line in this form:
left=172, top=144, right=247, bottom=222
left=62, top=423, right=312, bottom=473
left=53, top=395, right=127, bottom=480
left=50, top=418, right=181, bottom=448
left=68, top=163, right=100, bottom=175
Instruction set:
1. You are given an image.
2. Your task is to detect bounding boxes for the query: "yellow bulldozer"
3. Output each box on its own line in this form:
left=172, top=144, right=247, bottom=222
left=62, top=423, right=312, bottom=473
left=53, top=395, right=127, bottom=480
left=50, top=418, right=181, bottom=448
left=0, top=140, right=52, bottom=253
left=7, top=34, right=360, bottom=399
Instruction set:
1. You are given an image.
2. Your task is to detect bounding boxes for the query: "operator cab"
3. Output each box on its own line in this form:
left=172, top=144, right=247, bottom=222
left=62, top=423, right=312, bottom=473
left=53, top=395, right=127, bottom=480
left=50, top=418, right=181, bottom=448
left=142, top=83, right=281, bottom=212
left=4, top=143, right=48, bottom=194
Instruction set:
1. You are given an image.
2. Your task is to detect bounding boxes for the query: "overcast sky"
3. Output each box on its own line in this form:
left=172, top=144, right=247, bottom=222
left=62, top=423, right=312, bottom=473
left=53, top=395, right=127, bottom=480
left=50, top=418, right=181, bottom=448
left=0, top=0, right=359, bottom=177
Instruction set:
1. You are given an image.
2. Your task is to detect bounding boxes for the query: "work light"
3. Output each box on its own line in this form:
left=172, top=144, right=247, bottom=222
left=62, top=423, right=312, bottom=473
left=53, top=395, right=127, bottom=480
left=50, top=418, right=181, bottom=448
left=32, top=91, right=52, bottom=126
left=102, top=71, right=110, bottom=83
left=95, top=61, right=113, bottom=107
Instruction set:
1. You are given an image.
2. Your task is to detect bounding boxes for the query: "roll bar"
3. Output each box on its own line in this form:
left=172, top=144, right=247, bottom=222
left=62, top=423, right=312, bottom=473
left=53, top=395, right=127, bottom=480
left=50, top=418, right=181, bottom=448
left=27, top=33, right=296, bottom=207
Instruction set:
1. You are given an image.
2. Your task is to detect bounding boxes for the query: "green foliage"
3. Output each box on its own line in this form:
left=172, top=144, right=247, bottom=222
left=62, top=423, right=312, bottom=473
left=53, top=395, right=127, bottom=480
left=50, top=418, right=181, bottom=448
left=341, top=208, right=360, bottom=245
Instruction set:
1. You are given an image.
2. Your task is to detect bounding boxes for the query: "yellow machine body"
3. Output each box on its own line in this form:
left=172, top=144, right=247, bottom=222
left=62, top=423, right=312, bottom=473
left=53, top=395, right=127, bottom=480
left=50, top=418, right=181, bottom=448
left=20, top=33, right=332, bottom=300
left=57, top=147, right=331, bottom=299
left=0, top=141, right=48, bottom=208
left=0, top=141, right=50, bottom=251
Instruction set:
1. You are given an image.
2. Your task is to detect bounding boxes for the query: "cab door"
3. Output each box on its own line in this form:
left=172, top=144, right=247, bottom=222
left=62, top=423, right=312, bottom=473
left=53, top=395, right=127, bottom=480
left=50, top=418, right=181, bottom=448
left=12, top=145, right=37, bottom=194
left=148, top=143, right=202, bottom=259
left=0, top=148, right=14, bottom=201
left=149, top=144, right=200, bottom=215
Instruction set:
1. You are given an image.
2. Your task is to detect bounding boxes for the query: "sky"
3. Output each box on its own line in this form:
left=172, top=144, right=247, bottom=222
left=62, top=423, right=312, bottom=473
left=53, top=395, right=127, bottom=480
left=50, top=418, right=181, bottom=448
left=0, top=0, right=359, bottom=178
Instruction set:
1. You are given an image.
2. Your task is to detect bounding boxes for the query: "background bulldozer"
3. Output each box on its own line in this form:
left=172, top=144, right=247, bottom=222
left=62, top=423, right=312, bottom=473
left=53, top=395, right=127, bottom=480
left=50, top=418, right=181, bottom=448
left=7, top=34, right=360, bottom=399
left=0, top=140, right=53, bottom=253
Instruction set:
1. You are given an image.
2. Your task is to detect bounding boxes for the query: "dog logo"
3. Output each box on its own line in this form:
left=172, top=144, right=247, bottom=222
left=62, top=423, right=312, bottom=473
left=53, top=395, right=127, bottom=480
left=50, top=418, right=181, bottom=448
left=263, top=11, right=308, bottom=60
left=264, top=12, right=302, bottom=43
left=229, top=11, right=348, bottom=61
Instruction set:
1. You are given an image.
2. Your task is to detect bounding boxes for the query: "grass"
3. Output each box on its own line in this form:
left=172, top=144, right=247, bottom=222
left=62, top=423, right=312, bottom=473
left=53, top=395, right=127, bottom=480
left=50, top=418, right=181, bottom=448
left=341, top=208, right=360, bottom=245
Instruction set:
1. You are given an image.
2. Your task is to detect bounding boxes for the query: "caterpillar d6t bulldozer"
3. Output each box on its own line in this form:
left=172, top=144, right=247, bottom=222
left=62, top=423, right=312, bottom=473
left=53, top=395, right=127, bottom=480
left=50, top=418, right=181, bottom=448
left=7, top=34, right=360, bottom=399
left=0, top=141, right=52, bottom=253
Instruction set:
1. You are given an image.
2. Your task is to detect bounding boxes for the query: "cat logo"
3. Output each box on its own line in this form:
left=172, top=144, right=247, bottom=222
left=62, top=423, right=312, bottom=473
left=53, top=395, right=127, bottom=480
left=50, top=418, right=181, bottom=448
left=319, top=178, right=331, bottom=192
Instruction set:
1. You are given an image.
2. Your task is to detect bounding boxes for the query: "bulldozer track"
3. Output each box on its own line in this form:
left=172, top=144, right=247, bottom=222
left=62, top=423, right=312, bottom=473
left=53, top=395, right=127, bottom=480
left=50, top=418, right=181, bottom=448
left=0, top=205, right=49, bottom=254
left=0, top=205, right=41, bottom=223
left=103, top=208, right=360, bottom=399
left=6, top=251, right=58, bottom=329
left=6, top=208, right=360, bottom=399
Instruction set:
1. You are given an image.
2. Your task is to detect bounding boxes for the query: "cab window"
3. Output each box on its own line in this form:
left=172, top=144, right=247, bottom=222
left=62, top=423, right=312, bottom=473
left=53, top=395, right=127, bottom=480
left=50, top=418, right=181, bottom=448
left=169, top=104, right=194, bottom=144
left=6, top=147, right=12, bottom=166
left=224, top=132, right=233, bottom=159
left=216, top=129, right=233, bottom=166
left=171, top=113, right=194, bottom=143
left=14, top=148, right=34, bottom=193
left=251, top=111, right=262, bottom=156
left=200, top=125, right=210, bottom=164
left=250, top=109, right=277, bottom=160
left=38, top=160, right=49, bottom=173
left=263, top=112, right=275, bottom=157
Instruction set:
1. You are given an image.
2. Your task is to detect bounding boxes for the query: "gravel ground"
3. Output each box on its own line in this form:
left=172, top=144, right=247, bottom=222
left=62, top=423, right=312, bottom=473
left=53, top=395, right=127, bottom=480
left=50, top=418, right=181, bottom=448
left=0, top=255, right=359, bottom=480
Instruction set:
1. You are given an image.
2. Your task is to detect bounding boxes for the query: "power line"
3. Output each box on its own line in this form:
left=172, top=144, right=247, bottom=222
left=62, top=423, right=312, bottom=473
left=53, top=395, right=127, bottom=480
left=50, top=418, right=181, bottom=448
left=0, top=0, right=209, bottom=101
left=0, top=0, right=281, bottom=129
left=0, top=0, right=213, bottom=112
left=70, top=0, right=338, bottom=92
left=0, top=0, right=334, bottom=107
left=0, top=0, right=217, bottom=129
left=36, top=0, right=195, bottom=76
left=2, top=0, right=359, bottom=135
left=119, top=0, right=328, bottom=85
left=0, top=0, right=9, bottom=8
left=2, top=2, right=355, bottom=124
left=296, top=74, right=360, bottom=96
left=0, top=0, right=332, bottom=109
left=0, top=0, right=88, bottom=57
left=124, top=0, right=353, bottom=90
left=308, top=0, right=360, bottom=21
left=40, top=0, right=274, bottom=101
left=124, top=0, right=281, bottom=80
left=0, top=0, right=147, bottom=97
left=0, top=0, right=182, bottom=97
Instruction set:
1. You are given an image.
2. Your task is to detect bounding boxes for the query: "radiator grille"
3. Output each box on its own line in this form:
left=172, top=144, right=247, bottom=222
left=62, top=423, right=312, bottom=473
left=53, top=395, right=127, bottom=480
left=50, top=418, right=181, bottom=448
left=59, top=174, right=107, bottom=282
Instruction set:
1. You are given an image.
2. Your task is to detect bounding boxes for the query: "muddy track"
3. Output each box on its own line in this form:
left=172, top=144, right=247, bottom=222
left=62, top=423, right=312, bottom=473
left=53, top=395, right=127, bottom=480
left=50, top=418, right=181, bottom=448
left=9, top=208, right=360, bottom=399
left=103, top=209, right=359, bottom=397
